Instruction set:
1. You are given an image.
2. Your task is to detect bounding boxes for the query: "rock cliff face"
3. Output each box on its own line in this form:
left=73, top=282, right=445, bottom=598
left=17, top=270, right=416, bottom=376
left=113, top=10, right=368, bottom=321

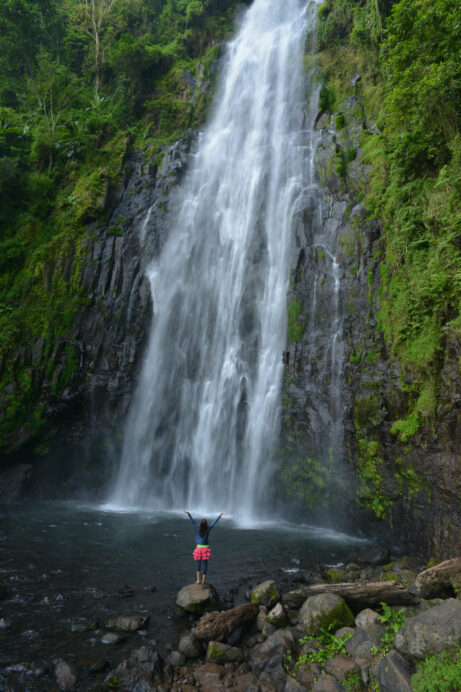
left=279, top=82, right=461, bottom=558
left=2, top=136, right=195, bottom=496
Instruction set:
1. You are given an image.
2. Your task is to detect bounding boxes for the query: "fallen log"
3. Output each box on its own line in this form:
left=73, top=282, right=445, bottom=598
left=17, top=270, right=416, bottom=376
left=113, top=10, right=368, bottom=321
left=195, top=603, right=258, bottom=641
left=282, top=581, right=419, bottom=612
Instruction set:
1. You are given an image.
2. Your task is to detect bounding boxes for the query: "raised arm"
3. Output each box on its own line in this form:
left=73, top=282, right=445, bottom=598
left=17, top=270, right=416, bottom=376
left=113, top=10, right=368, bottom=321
left=183, top=510, right=199, bottom=531
left=209, top=512, right=225, bottom=530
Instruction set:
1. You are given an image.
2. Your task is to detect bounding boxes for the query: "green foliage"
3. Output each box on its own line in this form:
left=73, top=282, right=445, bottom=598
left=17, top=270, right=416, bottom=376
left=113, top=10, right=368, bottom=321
left=356, top=437, right=395, bottom=519
left=287, top=298, right=304, bottom=344
left=320, top=0, right=461, bottom=471
left=277, top=455, right=332, bottom=510
left=319, top=83, right=335, bottom=113
left=296, top=625, right=353, bottom=669
left=334, top=112, right=345, bottom=130
left=412, top=650, right=461, bottom=692
left=344, top=669, right=363, bottom=691
left=376, top=602, right=406, bottom=653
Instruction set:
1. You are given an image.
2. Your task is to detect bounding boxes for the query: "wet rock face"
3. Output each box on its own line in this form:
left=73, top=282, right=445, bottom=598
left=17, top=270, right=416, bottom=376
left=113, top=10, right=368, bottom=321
left=282, top=87, right=461, bottom=557
left=8, top=135, right=196, bottom=497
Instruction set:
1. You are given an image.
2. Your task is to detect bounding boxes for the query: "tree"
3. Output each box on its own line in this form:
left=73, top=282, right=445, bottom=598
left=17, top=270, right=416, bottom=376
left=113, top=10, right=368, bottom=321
left=77, top=0, right=119, bottom=91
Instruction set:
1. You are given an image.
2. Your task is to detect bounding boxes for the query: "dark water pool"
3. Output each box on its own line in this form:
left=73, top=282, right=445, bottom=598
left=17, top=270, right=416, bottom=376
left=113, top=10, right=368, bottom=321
left=0, top=502, right=369, bottom=690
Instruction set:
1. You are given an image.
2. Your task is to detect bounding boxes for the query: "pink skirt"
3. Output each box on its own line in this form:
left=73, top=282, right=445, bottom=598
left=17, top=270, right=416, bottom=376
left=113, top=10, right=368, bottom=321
left=193, top=546, right=211, bottom=561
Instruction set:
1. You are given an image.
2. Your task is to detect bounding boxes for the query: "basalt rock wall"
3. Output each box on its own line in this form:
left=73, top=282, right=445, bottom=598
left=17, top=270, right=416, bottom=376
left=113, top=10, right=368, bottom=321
left=280, top=84, right=461, bottom=559
left=1, top=136, right=195, bottom=497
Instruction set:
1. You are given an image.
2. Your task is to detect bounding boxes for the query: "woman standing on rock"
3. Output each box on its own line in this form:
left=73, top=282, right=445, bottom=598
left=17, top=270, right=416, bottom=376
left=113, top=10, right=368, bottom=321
left=183, top=510, right=224, bottom=585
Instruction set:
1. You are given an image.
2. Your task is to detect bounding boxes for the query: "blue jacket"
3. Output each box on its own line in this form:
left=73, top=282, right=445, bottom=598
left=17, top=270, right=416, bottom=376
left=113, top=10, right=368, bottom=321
left=187, top=512, right=221, bottom=545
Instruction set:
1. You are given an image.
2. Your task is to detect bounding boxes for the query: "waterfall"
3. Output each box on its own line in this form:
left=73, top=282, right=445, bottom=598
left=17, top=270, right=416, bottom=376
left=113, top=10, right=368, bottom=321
left=110, top=0, right=317, bottom=517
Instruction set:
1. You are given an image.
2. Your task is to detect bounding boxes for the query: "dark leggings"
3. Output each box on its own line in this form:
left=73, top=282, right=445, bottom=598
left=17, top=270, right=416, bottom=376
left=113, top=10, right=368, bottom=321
left=195, top=559, right=208, bottom=575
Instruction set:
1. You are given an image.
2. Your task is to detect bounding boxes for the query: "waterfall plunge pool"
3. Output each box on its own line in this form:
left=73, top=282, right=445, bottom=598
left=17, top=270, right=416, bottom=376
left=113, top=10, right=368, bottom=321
left=0, top=501, right=370, bottom=688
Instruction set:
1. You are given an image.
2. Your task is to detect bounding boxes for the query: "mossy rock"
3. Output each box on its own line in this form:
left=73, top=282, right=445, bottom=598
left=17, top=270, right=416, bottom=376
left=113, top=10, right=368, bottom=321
left=325, top=566, right=361, bottom=583
left=250, top=580, right=279, bottom=608
left=299, top=593, right=354, bottom=635
left=325, top=567, right=349, bottom=583
left=206, top=641, right=243, bottom=664
left=382, top=570, right=416, bottom=587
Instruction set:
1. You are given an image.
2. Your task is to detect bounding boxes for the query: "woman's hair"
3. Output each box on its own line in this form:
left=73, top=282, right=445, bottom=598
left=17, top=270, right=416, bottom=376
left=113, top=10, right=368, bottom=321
left=199, top=519, right=208, bottom=538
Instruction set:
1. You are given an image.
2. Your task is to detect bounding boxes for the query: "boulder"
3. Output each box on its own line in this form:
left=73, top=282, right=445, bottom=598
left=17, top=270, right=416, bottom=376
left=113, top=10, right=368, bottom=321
left=266, top=602, right=288, bottom=627
left=249, top=628, right=298, bottom=683
left=233, top=672, right=263, bottom=691
left=55, top=660, right=77, bottom=691
left=412, top=557, right=461, bottom=599
left=345, top=626, right=382, bottom=658
left=299, top=593, right=354, bottom=635
left=206, top=641, right=244, bottom=664
left=324, top=654, right=360, bottom=682
left=195, top=603, right=258, bottom=641
left=312, top=673, right=346, bottom=691
left=394, top=598, right=461, bottom=660
left=285, top=677, right=308, bottom=691
left=104, top=645, right=163, bottom=690
left=165, top=650, right=185, bottom=667
left=176, top=583, right=221, bottom=615
left=251, top=580, right=279, bottom=608
left=178, top=631, right=203, bottom=659
left=377, top=650, right=413, bottom=692
left=193, top=662, right=227, bottom=691
left=355, top=608, right=380, bottom=629
left=104, top=615, right=149, bottom=631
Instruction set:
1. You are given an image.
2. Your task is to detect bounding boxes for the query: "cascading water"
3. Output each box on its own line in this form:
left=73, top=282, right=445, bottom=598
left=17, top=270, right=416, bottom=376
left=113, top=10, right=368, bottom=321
left=110, top=0, right=318, bottom=517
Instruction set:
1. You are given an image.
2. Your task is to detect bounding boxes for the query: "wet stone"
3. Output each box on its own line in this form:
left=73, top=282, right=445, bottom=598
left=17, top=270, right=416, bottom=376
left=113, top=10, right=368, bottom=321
left=55, top=660, right=77, bottom=691
left=101, top=631, right=127, bottom=644
left=104, top=615, right=149, bottom=631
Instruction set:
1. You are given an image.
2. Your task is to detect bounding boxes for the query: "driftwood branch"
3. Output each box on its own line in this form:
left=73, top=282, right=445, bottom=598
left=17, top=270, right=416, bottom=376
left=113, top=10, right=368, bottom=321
left=195, top=603, right=258, bottom=641
left=282, top=581, right=419, bottom=612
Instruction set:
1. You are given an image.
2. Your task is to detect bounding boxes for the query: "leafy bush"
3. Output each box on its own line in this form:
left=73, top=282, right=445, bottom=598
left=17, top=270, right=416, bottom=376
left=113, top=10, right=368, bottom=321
left=412, top=650, right=461, bottom=692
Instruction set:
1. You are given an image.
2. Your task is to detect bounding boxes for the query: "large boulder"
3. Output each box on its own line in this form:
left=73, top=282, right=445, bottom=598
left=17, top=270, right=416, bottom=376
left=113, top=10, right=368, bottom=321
left=394, top=598, right=461, bottom=659
left=251, top=580, right=279, bottom=608
left=176, top=583, right=221, bottom=615
left=195, top=603, right=258, bottom=641
left=178, top=631, right=203, bottom=659
left=312, top=673, right=347, bottom=691
left=299, top=593, right=354, bottom=635
left=355, top=608, right=380, bottom=629
left=344, top=627, right=382, bottom=659
left=249, top=628, right=298, bottom=684
left=193, top=662, right=228, bottom=691
left=324, top=654, right=360, bottom=683
left=412, top=558, right=461, bottom=599
left=377, top=650, right=413, bottom=692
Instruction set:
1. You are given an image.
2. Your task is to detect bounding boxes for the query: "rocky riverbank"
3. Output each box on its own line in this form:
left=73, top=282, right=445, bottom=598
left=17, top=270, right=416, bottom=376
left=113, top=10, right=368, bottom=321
left=2, top=548, right=460, bottom=691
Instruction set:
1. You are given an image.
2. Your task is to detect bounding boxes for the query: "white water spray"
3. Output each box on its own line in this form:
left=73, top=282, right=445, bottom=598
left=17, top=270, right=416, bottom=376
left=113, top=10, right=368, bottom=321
left=110, top=0, right=317, bottom=517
